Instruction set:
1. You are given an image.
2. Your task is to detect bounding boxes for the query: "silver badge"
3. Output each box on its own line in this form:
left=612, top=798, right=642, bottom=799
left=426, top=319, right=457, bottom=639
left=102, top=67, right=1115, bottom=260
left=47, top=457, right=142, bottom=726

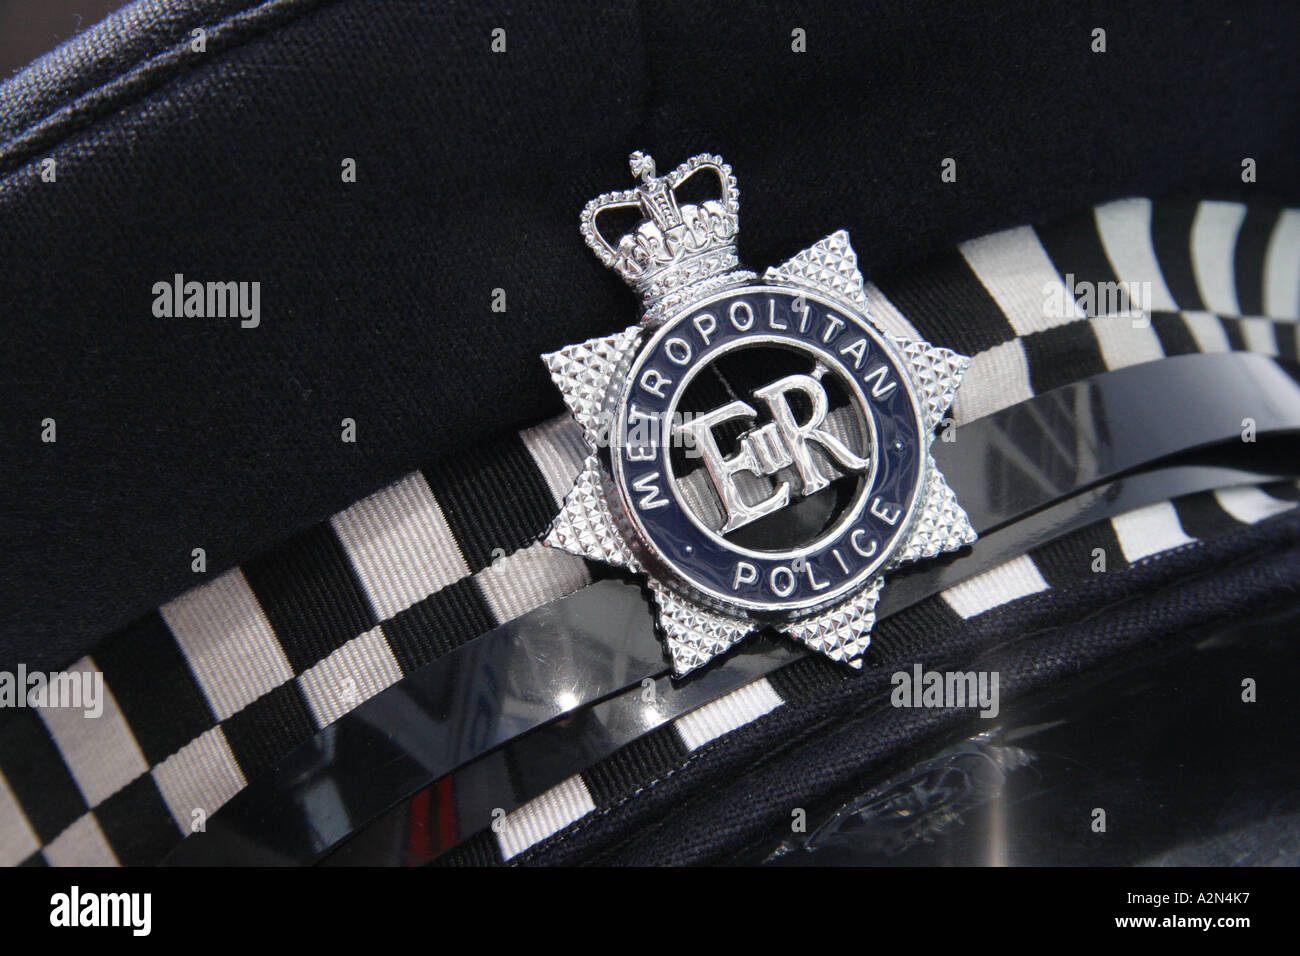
left=542, top=152, right=976, bottom=675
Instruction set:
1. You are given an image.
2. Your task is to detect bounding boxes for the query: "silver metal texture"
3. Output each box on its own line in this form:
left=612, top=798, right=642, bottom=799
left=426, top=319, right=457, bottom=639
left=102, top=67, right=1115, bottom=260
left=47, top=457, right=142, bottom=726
left=547, top=153, right=976, bottom=674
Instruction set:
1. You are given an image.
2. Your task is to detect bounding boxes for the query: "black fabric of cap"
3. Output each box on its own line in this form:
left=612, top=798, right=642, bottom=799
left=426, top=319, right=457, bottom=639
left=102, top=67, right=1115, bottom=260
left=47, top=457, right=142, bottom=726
left=2, top=0, right=1299, bottom=671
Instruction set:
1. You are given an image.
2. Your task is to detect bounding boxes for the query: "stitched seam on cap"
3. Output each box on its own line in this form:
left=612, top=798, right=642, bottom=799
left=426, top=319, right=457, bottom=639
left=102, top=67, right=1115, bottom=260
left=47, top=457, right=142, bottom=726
left=0, top=0, right=334, bottom=178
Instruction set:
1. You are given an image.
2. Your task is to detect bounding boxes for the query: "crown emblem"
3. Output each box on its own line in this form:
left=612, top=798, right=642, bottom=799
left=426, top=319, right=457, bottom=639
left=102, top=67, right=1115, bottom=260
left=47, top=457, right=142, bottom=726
left=580, top=152, right=743, bottom=314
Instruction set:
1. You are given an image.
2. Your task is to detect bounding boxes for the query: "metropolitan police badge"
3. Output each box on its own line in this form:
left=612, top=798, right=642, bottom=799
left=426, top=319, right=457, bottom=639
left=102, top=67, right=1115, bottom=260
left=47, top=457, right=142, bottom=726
left=542, top=152, right=976, bottom=675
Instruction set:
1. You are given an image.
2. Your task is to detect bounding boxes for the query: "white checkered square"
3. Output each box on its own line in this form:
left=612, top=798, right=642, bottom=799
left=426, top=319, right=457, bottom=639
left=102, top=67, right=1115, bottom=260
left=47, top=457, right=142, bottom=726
left=475, top=542, right=592, bottom=626
left=150, top=727, right=246, bottom=833
left=331, top=471, right=471, bottom=620
left=0, top=772, right=39, bottom=867
left=1213, top=486, right=1295, bottom=525
left=36, top=657, right=148, bottom=806
left=496, top=775, right=595, bottom=861
left=674, top=679, right=784, bottom=752
left=1089, top=315, right=1165, bottom=370
left=1094, top=198, right=1179, bottom=312
left=297, top=625, right=403, bottom=728
left=1111, top=501, right=1196, bottom=563
left=1263, top=208, right=1300, bottom=319
left=42, top=814, right=118, bottom=867
left=1191, top=200, right=1246, bottom=316
left=941, top=554, right=1049, bottom=619
left=960, top=225, right=1086, bottom=335
left=1239, top=317, right=1279, bottom=356
left=520, top=416, right=588, bottom=506
left=950, top=338, right=1034, bottom=425
left=1180, top=311, right=1232, bottom=353
left=162, top=569, right=293, bottom=722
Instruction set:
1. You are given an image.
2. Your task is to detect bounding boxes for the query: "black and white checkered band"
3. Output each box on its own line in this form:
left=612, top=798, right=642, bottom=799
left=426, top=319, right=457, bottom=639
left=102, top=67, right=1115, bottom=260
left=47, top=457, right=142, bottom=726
left=3, top=195, right=1298, bottom=866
